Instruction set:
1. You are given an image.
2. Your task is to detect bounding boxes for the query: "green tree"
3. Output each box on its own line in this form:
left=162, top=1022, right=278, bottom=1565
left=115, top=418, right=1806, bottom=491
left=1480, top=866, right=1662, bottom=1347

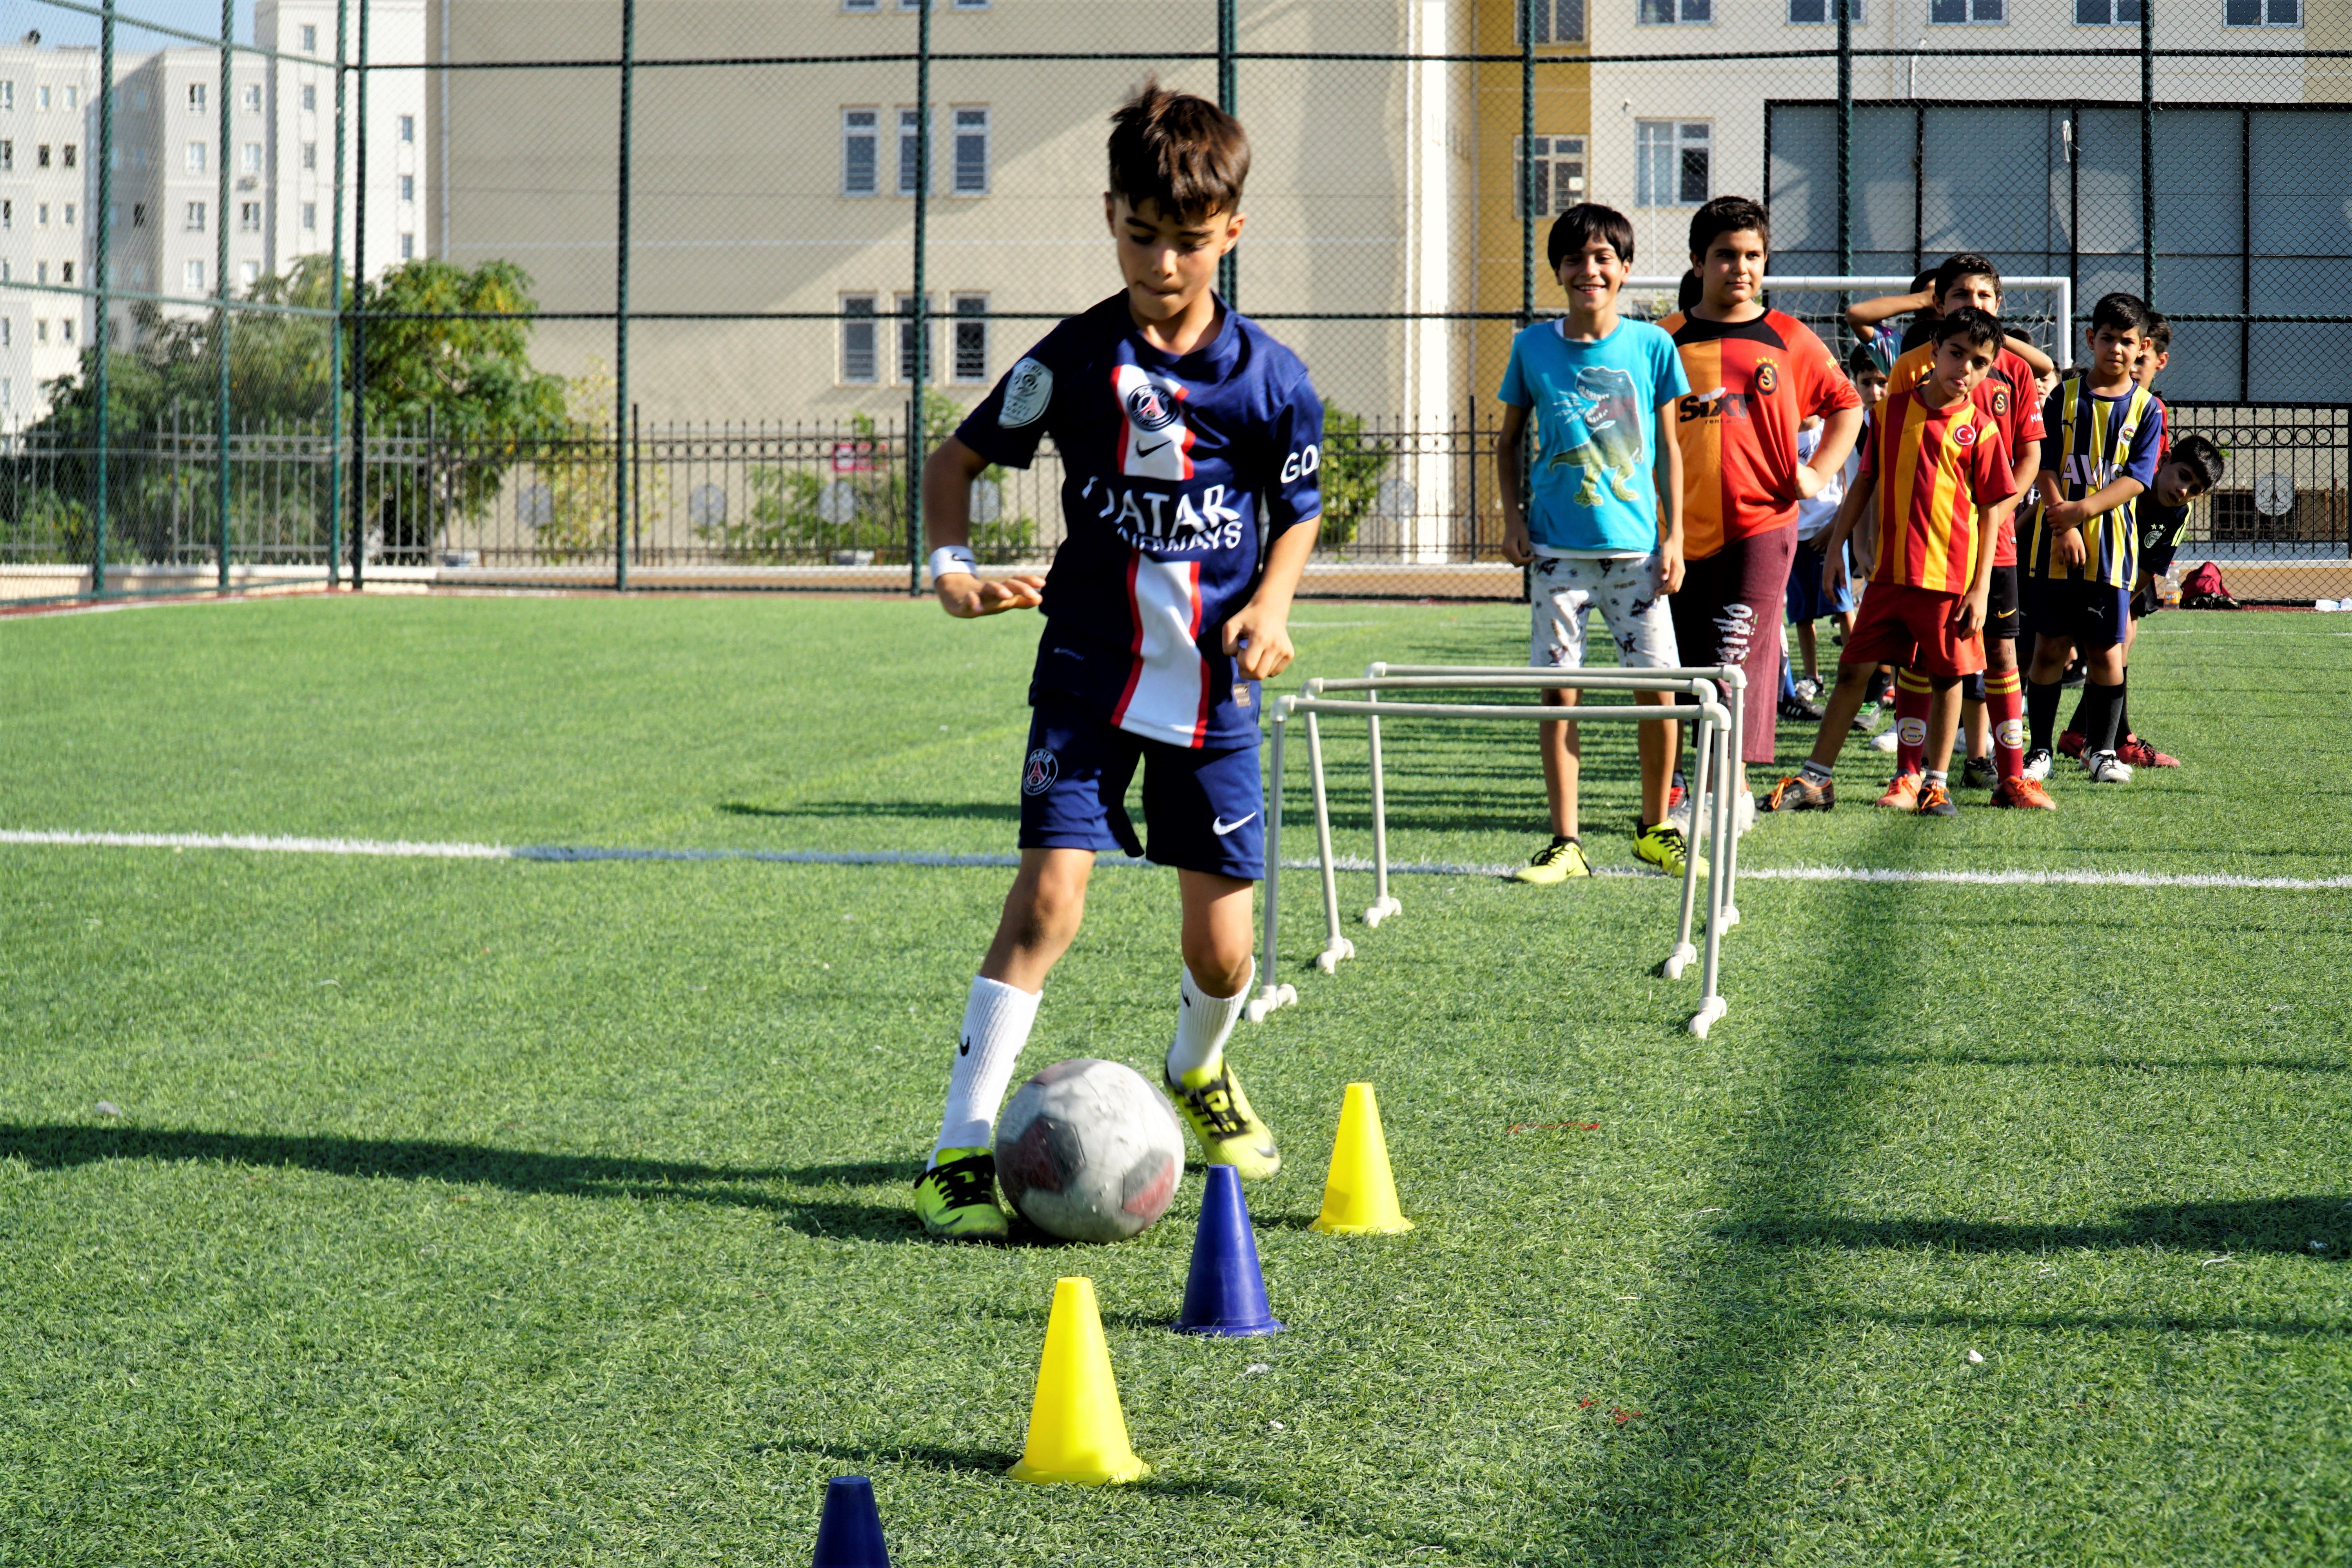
left=1315, top=401, right=1395, bottom=550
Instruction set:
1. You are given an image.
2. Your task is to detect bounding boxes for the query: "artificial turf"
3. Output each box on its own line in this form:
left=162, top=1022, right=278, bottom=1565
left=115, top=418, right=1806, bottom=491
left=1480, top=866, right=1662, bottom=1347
left=2, top=593, right=2347, bottom=1566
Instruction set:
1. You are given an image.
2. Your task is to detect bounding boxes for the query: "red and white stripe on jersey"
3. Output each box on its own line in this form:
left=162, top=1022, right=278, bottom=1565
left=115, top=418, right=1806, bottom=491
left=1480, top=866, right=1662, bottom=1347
left=1112, top=363, right=1196, bottom=481
left=1112, top=554, right=1211, bottom=746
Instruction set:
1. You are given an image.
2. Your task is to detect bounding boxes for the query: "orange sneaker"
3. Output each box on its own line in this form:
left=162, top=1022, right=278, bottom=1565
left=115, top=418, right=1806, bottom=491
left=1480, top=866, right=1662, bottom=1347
left=1989, top=776, right=2059, bottom=811
left=1915, top=781, right=1959, bottom=817
left=1875, top=772, right=1923, bottom=811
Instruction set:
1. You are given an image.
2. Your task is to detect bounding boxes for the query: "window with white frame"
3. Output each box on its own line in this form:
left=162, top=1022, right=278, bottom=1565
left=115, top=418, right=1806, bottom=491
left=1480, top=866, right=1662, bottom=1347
left=34, top=201, right=46, bottom=225
left=301, top=23, right=318, bottom=50
left=951, top=293, right=989, bottom=383
left=398, top=114, right=415, bottom=143
left=897, top=107, right=924, bottom=197
left=185, top=140, right=205, bottom=172
left=61, top=318, right=73, bottom=343
left=1517, top=0, right=1586, bottom=41
left=951, top=106, right=989, bottom=195
left=1635, top=120, right=1710, bottom=206
left=302, top=201, right=317, bottom=230
left=239, top=200, right=260, bottom=231
left=62, top=202, right=74, bottom=226
left=2225, top=0, right=2298, bottom=21
left=1639, top=0, right=1711, bottom=22
left=65, top=86, right=77, bottom=109
left=36, top=85, right=50, bottom=110
left=842, top=0, right=878, bottom=9
left=1514, top=135, right=1586, bottom=218
left=302, top=84, right=317, bottom=112
left=239, top=260, right=259, bottom=287
left=302, top=141, right=317, bottom=170
left=1, top=319, right=9, bottom=345
left=185, top=200, right=206, bottom=231
left=2075, top=0, right=2142, bottom=21
left=0, top=200, right=9, bottom=228
left=35, top=142, right=47, bottom=167
left=842, top=107, right=879, bottom=195
left=1930, top=0, right=2000, bottom=21
left=240, top=83, right=261, bottom=112
left=35, top=318, right=47, bottom=341
left=60, top=142, right=74, bottom=167
left=188, top=82, right=206, bottom=111
left=400, top=233, right=414, bottom=259
left=0, top=83, right=12, bottom=112
left=0, top=141, right=10, bottom=171
left=240, top=141, right=262, bottom=174
left=34, top=261, right=45, bottom=283
left=60, top=261, right=72, bottom=284
left=399, top=174, right=416, bottom=202
left=184, top=258, right=204, bottom=293
left=897, top=292, right=935, bottom=382
left=1789, top=0, right=1864, bottom=20
left=840, top=294, right=879, bottom=383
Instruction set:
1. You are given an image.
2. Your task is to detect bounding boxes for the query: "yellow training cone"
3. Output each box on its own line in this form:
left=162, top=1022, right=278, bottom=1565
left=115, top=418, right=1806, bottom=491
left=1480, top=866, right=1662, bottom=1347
left=1311, top=1082, right=1414, bottom=1235
left=1008, top=1277, right=1151, bottom=1486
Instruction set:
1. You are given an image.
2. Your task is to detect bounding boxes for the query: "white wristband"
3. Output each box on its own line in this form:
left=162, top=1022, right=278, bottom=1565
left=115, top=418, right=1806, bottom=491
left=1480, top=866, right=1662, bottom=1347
left=928, top=545, right=978, bottom=583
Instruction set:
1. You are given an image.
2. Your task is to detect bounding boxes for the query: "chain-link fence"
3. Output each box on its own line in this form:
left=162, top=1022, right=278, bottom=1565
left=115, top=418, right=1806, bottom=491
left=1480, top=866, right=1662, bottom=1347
left=3, top=0, right=2347, bottom=605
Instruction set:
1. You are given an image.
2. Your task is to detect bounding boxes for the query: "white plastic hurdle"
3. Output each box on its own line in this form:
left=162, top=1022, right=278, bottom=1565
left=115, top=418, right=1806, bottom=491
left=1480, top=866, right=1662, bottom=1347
left=1357, top=664, right=1751, bottom=944
left=1252, top=666, right=1744, bottom=1038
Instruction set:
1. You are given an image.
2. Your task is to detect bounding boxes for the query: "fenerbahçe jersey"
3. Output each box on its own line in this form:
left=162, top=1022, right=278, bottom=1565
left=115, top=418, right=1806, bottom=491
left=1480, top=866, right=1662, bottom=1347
left=956, top=292, right=1324, bottom=749
left=1659, top=308, right=1860, bottom=560
left=2024, top=377, right=2163, bottom=590
left=1857, top=383, right=2016, bottom=593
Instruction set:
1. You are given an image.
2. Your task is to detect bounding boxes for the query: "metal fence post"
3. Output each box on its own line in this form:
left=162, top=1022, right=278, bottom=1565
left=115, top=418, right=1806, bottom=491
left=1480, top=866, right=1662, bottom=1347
left=906, top=0, right=932, bottom=597
left=2140, top=0, right=2155, bottom=302
left=1836, top=0, right=1852, bottom=281
left=1217, top=0, right=1237, bottom=306
left=615, top=0, right=634, bottom=593
left=215, top=0, right=234, bottom=591
left=327, top=0, right=348, bottom=585
left=1519, top=0, right=1534, bottom=327
left=350, top=0, right=370, bottom=590
left=93, top=0, right=115, bottom=597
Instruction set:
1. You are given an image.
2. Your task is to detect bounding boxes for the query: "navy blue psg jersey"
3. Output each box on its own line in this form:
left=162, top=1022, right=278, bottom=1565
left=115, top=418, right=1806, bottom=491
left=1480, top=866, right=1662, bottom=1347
left=955, top=292, right=1324, bottom=749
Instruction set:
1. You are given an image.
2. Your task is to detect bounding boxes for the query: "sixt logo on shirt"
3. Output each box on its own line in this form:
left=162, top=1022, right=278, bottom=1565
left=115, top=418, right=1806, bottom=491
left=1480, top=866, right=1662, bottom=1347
left=1080, top=475, right=1248, bottom=553
left=1679, top=385, right=1750, bottom=423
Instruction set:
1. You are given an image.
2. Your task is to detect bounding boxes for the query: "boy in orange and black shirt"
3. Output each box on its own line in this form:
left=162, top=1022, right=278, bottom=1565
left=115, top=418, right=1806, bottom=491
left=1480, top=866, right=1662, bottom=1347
left=1659, top=196, right=1863, bottom=815
left=1763, top=309, right=2016, bottom=818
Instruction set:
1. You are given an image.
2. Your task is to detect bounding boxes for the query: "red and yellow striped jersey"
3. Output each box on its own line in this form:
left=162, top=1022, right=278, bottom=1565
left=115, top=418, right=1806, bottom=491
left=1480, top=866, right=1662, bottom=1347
left=1858, top=384, right=2018, bottom=593
left=1661, top=309, right=1860, bottom=561
left=1886, top=343, right=2045, bottom=567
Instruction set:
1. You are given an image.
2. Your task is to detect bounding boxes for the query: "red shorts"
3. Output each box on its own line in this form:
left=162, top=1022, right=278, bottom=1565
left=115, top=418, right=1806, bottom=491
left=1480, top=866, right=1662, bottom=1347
left=1844, top=581, right=1986, bottom=678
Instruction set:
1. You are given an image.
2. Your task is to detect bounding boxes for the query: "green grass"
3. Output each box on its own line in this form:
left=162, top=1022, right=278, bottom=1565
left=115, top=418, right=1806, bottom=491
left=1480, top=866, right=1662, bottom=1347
left=2, top=594, right=2347, bottom=1566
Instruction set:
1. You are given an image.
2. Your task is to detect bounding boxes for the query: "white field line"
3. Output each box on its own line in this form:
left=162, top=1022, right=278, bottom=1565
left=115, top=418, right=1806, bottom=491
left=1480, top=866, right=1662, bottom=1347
left=5, top=828, right=2348, bottom=892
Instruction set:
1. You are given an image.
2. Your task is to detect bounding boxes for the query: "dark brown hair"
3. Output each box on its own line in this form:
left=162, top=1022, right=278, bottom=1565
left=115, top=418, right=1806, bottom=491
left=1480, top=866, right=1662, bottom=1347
left=1933, top=251, right=2002, bottom=305
left=1931, top=306, right=2003, bottom=354
left=1107, top=80, right=1250, bottom=222
left=2145, top=309, right=2172, bottom=355
left=1688, top=196, right=1769, bottom=261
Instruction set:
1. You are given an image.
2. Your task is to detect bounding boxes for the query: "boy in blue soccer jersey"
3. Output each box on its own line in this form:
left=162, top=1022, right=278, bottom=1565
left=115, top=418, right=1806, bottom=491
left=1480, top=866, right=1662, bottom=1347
left=909, top=83, right=1321, bottom=1240
left=1496, top=203, right=1690, bottom=883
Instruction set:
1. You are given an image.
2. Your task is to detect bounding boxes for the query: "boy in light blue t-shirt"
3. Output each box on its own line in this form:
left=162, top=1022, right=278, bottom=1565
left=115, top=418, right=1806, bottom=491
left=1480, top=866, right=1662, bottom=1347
left=1497, top=203, right=1691, bottom=884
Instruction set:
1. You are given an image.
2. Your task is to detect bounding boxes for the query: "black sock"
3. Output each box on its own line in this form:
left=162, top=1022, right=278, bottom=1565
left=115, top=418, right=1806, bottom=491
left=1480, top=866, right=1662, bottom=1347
left=2116, top=680, right=2131, bottom=739
left=2027, top=679, right=2063, bottom=753
left=2065, top=688, right=2090, bottom=737
left=2084, top=678, right=2126, bottom=755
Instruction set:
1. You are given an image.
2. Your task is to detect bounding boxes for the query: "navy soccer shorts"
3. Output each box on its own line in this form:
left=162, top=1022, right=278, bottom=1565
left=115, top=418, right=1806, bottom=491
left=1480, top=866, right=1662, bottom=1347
left=1018, top=697, right=1265, bottom=880
left=2024, top=578, right=2131, bottom=652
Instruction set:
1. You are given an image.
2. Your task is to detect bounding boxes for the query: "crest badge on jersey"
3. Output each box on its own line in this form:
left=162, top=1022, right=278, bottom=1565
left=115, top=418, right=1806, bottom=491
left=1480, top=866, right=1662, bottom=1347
left=1112, top=363, right=1195, bottom=480
left=1753, top=359, right=1780, bottom=396
left=1952, top=421, right=1978, bottom=447
left=1990, top=386, right=2010, bottom=417
left=1000, top=357, right=1053, bottom=428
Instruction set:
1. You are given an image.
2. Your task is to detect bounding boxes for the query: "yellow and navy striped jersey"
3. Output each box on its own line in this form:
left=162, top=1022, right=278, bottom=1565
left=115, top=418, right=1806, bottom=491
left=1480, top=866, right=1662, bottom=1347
left=2025, top=377, right=2163, bottom=588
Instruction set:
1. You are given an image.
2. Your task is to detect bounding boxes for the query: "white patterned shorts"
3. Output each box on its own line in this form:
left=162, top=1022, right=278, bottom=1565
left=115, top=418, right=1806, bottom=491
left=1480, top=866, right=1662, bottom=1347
left=1528, top=550, right=1681, bottom=671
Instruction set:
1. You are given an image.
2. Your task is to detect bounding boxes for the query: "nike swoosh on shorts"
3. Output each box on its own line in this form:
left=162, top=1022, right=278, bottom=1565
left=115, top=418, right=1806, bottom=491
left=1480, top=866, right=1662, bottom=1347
left=1212, top=813, right=1257, bottom=836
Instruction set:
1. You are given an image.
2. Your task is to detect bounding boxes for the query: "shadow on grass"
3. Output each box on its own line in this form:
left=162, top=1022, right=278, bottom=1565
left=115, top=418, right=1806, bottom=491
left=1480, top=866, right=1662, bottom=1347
left=1842, top=1306, right=2352, bottom=1338
left=1725, top=1196, right=2352, bottom=1258
left=0, top=1124, right=933, bottom=1244
left=719, top=799, right=1022, bottom=824
left=1830, top=1048, right=2349, bottom=1075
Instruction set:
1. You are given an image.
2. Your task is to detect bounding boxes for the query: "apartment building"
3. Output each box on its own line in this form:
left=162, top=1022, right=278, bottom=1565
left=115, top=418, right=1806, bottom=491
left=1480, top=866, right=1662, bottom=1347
left=0, top=2, right=425, bottom=428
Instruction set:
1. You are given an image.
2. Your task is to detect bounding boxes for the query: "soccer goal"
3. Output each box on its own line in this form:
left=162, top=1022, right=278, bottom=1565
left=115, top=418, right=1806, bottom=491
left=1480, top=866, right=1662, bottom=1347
left=1624, top=274, right=2078, bottom=367
left=1252, top=663, right=1749, bottom=1039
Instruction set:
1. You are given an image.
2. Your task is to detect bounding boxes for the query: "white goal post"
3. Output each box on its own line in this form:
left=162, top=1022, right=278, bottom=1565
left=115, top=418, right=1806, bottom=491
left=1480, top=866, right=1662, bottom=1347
left=1254, top=662, right=1751, bottom=1040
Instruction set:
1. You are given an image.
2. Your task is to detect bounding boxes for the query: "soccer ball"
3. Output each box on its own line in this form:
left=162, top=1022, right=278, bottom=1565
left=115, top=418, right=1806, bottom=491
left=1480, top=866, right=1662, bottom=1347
left=995, top=1058, right=1186, bottom=1243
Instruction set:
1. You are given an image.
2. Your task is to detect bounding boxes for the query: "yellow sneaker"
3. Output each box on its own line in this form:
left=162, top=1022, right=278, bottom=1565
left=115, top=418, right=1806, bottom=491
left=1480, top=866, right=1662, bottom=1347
left=1164, top=1061, right=1281, bottom=1181
left=1632, top=820, right=1688, bottom=876
left=1512, top=835, right=1592, bottom=885
left=913, top=1148, right=1009, bottom=1241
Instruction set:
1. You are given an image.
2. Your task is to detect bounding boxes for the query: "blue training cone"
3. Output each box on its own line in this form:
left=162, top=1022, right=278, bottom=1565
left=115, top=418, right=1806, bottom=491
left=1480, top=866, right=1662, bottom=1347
left=1172, top=1164, right=1286, bottom=1336
left=811, top=1475, right=891, bottom=1568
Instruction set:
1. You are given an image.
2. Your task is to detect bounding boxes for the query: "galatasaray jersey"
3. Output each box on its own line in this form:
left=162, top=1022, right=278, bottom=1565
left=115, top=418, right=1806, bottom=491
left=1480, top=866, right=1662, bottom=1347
left=1660, top=308, right=1860, bottom=559
left=1857, top=383, right=2016, bottom=593
left=956, top=292, right=1324, bottom=749
left=2023, top=378, right=2163, bottom=590
left=1886, top=342, right=2044, bottom=566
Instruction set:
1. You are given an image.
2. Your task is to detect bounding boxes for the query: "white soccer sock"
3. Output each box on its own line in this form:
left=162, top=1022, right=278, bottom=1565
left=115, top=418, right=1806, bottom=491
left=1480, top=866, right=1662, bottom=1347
left=1166, top=962, right=1253, bottom=1090
left=933, top=975, right=1040, bottom=1162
